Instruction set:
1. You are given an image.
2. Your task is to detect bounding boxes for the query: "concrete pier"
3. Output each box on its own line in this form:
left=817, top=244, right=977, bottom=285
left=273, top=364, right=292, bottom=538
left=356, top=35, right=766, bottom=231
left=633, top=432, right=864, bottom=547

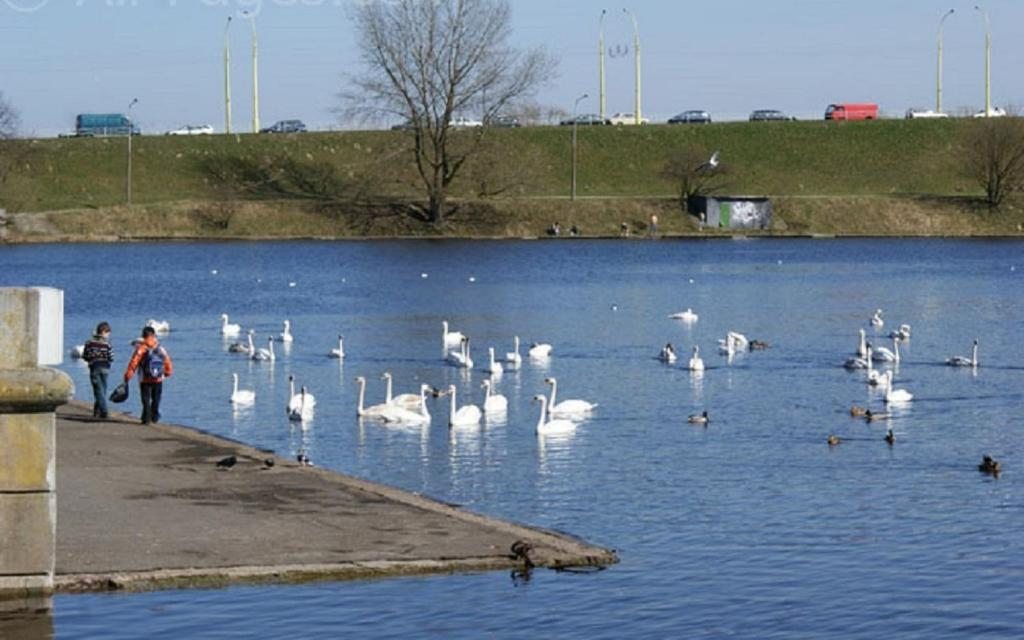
left=54, top=403, right=617, bottom=593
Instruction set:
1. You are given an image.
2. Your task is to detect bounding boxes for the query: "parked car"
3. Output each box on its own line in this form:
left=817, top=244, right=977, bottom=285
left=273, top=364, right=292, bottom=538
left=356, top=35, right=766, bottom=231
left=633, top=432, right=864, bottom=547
left=973, top=107, right=1007, bottom=118
left=905, top=109, right=948, bottom=119
left=260, top=120, right=307, bottom=134
left=749, top=110, right=794, bottom=122
left=450, top=116, right=483, bottom=128
left=608, top=112, right=650, bottom=126
left=668, top=110, right=712, bottom=124
left=166, top=124, right=215, bottom=136
left=825, top=103, right=878, bottom=121
left=559, top=114, right=611, bottom=126
left=486, top=114, right=521, bottom=128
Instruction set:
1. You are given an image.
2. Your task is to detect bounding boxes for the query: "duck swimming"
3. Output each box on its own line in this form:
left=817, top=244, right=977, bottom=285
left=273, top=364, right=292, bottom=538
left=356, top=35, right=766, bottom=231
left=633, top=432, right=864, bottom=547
left=688, top=411, right=709, bottom=425
left=978, top=455, right=1001, bottom=475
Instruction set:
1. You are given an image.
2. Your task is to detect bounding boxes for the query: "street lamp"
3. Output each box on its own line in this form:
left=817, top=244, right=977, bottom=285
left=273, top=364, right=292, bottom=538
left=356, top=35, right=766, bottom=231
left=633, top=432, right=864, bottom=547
left=623, top=8, right=641, bottom=125
left=242, top=11, right=260, bottom=133
left=936, top=9, right=954, bottom=114
left=975, top=5, right=991, bottom=116
left=598, top=10, right=607, bottom=121
left=571, top=93, right=589, bottom=202
left=224, top=16, right=233, bottom=134
left=126, top=98, right=138, bottom=206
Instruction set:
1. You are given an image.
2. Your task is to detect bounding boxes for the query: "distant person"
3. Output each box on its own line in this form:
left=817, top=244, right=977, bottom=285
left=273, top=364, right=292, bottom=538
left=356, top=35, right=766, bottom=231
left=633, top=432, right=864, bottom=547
left=82, top=321, right=113, bottom=419
left=123, top=326, right=173, bottom=425
left=570, top=225, right=579, bottom=237
left=649, top=214, right=659, bottom=237
left=620, top=222, right=629, bottom=237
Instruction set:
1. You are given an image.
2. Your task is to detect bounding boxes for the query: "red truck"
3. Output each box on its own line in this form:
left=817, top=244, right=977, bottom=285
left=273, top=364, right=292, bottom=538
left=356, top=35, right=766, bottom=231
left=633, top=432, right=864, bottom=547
left=824, top=103, right=879, bottom=121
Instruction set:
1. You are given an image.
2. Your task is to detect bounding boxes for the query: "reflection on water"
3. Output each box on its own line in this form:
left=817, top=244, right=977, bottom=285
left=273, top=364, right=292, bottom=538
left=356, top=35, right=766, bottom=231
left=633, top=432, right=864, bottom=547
left=0, top=597, right=52, bottom=640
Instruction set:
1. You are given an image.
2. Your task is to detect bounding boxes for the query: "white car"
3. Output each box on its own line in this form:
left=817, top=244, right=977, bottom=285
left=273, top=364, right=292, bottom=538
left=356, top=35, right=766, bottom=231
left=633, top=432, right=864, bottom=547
left=450, top=117, right=483, bottom=128
left=973, top=107, right=1007, bottom=118
left=609, top=112, right=649, bottom=126
left=905, top=109, right=948, bottom=119
left=166, top=124, right=215, bottom=136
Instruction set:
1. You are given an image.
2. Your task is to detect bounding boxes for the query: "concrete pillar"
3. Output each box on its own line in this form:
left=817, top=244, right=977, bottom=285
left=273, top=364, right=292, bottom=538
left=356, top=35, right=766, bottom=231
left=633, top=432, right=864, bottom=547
left=0, top=288, right=73, bottom=598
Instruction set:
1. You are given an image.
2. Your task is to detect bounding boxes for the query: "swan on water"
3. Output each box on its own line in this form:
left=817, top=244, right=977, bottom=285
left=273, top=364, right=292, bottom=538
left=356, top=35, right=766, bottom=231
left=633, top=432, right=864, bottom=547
left=328, top=335, right=345, bottom=359
left=355, top=376, right=404, bottom=420
left=689, top=346, right=705, bottom=372
left=446, top=385, right=482, bottom=428
left=447, top=337, right=474, bottom=369
left=278, top=320, right=294, bottom=343
left=533, top=395, right=577, bottom=436
left=669, top=309, right=699, bottom=323
left=889, top=324, right=912, bottom=341
left=857, top=328, right=868, bottom=358
left=481, top=379, right=508, bottom=414
left=947, top=339, right=979, bottom=368
left=505, top=336, right=522, bottom=367
left=229, top=330, right=255, bottom=355
left=871, top=336, right=901, bottom=364
left=870, top=309, right=884, bottom=328
left=381, top=372, right=424, bottom=410
left=882, top=371, right=913, bottom=404
left=220, top=314, right=241, bottom=337
left=442, top=321, right=466, bottom=350
left=146, top=319, right=171, bottom=333
left=688, top=411, right=709, bottom=425
left=487, top=348, right=504, bottom=376
left=229, top=373, right=255, bottom=406
left=528, top=342, right=553, bottom=359
left=843, top=343, right=871, bottom=370
left=544, top=377, right=597, bottom=419
left=659, top=343, right=677, bottom=363
left=288, top=386, right=316, bottom=423
left=252, top=337, right=275, bottom=362
left=380, top=385, right=433, bottom=426
left=69, top=344, right=85, bottom=359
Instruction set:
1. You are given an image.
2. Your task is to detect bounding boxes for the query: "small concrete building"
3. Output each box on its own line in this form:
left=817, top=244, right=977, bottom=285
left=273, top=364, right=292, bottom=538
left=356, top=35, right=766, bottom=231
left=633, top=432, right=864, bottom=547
left=691, top=196, right=773, bottom=230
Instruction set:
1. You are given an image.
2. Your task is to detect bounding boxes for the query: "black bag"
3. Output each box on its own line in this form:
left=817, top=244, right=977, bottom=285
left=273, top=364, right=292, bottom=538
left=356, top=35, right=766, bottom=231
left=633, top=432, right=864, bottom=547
left=109, top=382, right=129, bottom=404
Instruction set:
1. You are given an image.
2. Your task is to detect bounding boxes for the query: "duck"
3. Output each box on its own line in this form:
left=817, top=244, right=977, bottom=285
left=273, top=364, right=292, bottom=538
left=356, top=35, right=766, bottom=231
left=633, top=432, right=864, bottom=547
left=528, top=342, right=553, bottom=359
left=827, top=435, right=842, bottom=446
left=487, top=347, right=504, bottom=376
left=533, top=394, right=577, bottom=436
left=669, top=308, right=699, bottom=323
left=882, top=371, right=913, bottom=404
left=229, top=330, right=255, bottom=355
left=481, top=379, right=508, bottom=414
left=947, top=339, right=979, bottom=368
left=870, top=309, right=884, bottom=328
left=229, top=373, right=255, bottom=406
left=381, top=372, right=424, bottom=410
left=447, top=337, right=474, bottom=369
left=251, top=337, right=276, bottom=362
left=442, top=321, right=466, bottom=351
left=884, top=429, right=895, bottom=445
left=749, top=340, right=771, bottom=351
left=978, top=455, right=1001, bottom=475
left=849, top=405, right=868, bottom=417
left=544, top=377, right=597, bottom=419
left=864, top=409, right=891, bottom=422
left=688, top=345, right=705, bottom=372
left=278, top=319, right=294, bottom=343
left=380, top=384, right=433, bottom=426
left=146, top=319, right=171, bottom=333
left=504, top=336, right=522, bottom=367
left=446, top=384, right=482, bottom=428
left=328, top=335, right=345, bottom=359
left=658, top=343, right=677, bottom=363
left=220, top=314, right=241, bottom=337
left=688, top=411, right=709, bottom=425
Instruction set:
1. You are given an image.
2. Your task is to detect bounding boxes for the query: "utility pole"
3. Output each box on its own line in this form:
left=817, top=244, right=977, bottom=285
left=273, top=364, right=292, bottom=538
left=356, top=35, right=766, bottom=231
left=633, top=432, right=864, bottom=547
left=571, top=93, right=588, bottom=202
left=975, top=5, right=992, bottom=116
left=623, top=8, right=641, bottom=125
left=126, top=98, right=138, bottom=206
left=244, top=11, right=260, bottom=132
left=936, top=9, right=954, bottom=114
left=224, top=16, right=233, bottom=134
left=598, top=10, right=607, bottom=121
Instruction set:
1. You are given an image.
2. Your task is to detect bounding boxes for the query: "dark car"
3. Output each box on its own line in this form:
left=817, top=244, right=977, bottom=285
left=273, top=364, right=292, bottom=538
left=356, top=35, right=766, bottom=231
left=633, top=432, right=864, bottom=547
left=559, top=114, right=611, bottom=126
left=261, top=119, right=307, bottom=134
left=486, top=114, right=521, bottom=128
left=668, top=110, right=712, bottom=124
left=749, top=110, right=794, bottom=122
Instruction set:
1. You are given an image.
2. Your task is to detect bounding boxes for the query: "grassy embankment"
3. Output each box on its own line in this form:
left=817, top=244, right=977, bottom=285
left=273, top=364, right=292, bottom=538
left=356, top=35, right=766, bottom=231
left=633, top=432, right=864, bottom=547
left=1, top=119, right=1022, bottom=241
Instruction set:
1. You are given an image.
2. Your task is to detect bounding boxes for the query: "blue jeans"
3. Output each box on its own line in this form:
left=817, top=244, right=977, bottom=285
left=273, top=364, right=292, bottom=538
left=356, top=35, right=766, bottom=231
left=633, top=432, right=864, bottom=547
left=89, top=366, right=109, bottom=417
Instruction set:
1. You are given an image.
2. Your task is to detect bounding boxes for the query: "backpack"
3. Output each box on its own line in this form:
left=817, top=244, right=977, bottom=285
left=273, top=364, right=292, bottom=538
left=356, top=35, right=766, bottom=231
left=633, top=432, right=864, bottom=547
left=143, top=346, right=165, bottom=379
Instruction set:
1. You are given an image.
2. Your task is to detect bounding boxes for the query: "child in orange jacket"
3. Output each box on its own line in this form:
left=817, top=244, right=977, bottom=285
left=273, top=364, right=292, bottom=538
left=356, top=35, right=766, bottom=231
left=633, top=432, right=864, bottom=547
left=123, top=326, right=173, bottom=425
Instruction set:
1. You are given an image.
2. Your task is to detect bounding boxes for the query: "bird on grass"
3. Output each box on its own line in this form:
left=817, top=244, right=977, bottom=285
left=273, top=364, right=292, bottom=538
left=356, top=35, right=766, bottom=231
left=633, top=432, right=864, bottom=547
left=216, top=455, right=237, bottom=469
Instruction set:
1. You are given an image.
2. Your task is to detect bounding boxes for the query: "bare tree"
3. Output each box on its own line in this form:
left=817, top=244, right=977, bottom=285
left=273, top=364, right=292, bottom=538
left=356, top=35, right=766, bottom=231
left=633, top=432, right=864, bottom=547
left=344, top=0, right=555, bottom=223
left=0, top=92, right=18, bottom=139
left=661, top=146, right=730, bottom=212
left=963, top=117, right=1024, bottom=208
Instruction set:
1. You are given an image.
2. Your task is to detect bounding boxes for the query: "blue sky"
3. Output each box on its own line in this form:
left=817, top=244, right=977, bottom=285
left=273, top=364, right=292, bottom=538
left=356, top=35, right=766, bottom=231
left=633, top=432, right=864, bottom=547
left=1, top=0, right=1022, bottom=136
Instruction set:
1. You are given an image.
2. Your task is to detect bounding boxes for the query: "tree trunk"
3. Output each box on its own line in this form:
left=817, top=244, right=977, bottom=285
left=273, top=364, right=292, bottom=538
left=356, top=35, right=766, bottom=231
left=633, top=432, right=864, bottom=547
left=428, top=184, right=446, bottom=223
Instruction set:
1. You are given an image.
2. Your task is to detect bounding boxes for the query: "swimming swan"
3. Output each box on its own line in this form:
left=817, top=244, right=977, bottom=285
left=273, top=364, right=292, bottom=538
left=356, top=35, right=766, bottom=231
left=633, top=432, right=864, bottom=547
left=220, top=314, right=241, bottom=337
left=544, top=377, right=597, bottom=418
left=882, top=371, right=913, bottom=404
left=871, top=336, right=901, bottom=363
left=669, top=309, right=699, bottom=323
left=533, top=394, right=577, bottom=435
left=287, top=377, right=316, bottom=422
left=505, top=336, right=522, bottom=367
left=870, top=309, right=884, bottom=328
left=252, top=337, right=276, bottom=362
left=446, top=385, right=482, bottom=428
left=659, top=343, right=677, bottom=363
left=689, top=346, right=705, bottom=372
left=381, top=372, right=424, bottom=410
left=487, top=348, right=504, bottom=376
left=447, top=337, right=474, bottom=369
left=355, top=376, right=402, bottom=420
left=442, top=321, right=466, bottom=350
left=947, top=340, right=979, bottom=368
left=146, top=319, right=171, bottom=333
left=381, top=385, right=432, bottom=426
left=278, top=320, right=294, bottom=343
left=528, top=342, right=553, bottom=359
left=482, top=379, right=508, bottom=414
left=328, top=335, right=345, bottom=359
left=229, top=330, right=255, bottom=355
left=229, top=373, right=255, bottom=406
left=857, top=328, right=868, bottom=358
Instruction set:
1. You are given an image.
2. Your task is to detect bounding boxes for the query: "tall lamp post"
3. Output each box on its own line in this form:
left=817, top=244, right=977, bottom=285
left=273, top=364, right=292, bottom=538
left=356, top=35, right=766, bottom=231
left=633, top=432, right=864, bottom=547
left=936, top=9, right=954, bottom=114
left=224, top=16, right=233, bottom=134
left=571, top=93, right=589, bottom=202
left=243, top=11, right=260, bottom=133
left=623, top=8, right=641, bottom=125
left=975, top=5, right=992, bottom=116
left=126, top=98, right=138, bottom=206
left=598, top=10, right=607, bottom=121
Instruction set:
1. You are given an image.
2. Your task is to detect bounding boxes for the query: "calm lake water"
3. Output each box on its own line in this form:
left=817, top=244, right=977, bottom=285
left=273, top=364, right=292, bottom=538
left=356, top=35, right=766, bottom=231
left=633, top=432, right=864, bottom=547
left=2, top=239, right=1023, bottom=639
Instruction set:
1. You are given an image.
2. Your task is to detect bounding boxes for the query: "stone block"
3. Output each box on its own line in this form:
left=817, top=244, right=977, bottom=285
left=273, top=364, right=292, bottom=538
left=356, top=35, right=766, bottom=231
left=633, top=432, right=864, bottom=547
left=0, top=493, right=56, bottom=577
left=0, top=414, right=55, bottom=492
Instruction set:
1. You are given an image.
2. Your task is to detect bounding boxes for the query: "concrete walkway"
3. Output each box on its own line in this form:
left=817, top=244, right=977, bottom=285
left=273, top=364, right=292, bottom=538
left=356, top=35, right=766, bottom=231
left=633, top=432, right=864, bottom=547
left=54, top=403, right=616, bottom=593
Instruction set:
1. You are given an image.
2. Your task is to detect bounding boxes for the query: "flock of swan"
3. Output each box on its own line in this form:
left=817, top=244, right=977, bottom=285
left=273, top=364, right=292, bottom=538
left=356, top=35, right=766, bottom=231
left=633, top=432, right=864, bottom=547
left=217, top=314, right=596, bottom=434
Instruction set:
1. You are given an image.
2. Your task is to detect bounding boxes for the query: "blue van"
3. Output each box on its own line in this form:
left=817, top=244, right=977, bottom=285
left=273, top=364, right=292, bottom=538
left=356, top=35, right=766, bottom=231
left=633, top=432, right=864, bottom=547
left=75, top=114, right=141, bottom=137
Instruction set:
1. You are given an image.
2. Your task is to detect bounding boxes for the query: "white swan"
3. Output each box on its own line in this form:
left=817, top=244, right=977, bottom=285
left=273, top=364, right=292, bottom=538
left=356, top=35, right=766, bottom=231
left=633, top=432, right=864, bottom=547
left=688, top=346, right=705, bottom=372
left=481, top=379, right=508, bottom=414
left=355, top=376, right=403, bottom=420
left=857, top=328, right=868, bottom=358
left=870, top=309, right=884, bottom=328
left=947, top=339, right=979, bottom=368
left=669, top=308, right=699, bottom=323
left=328, top=335, right=345, bottom=359
left=230, top=373, right=255, bottom=406
left=252, top=337, right=275, bottom=362
left=658, top=343, right=677, bottom=363
left=487, top=347, right=503, bottom=376
left=533, top=394, right=577, bottom=436
left=220, top=314, right=241, bottom=337
left=381, top=372, right=424, bottom=410
left=545, top=377, right=597, bottom=418
left=843, top=343, right=871, bottom=370
left=381, top=385, right=433, bottom=426
left=871, top=336, right=901, bottom=364
left=865, top=348, right=884, bottom=387
left=69, top=344, right=85, bottom=359
left=505, top=336, right=522, bottom=367
left=446, top=385, right=482, bottom=428
left=288, top=384, right=316, bottom=423
left=442, top=321, right=465, bottom=350
left=287, top=374, right=316, bottom=414
left=528, top=342, right=553, bottom=359
left=447, top=337, right=474, bottom=369
left=146, top=319, right=171, bottom=333
left=882, top=371, right=913, bottom=404
left=229, top=330, right=255, bottom=355
left=889, top=324, right=912, bottom=341
left=278, top=319, right=294, bottom=343
left=727, top=331, right=749, bottom=350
